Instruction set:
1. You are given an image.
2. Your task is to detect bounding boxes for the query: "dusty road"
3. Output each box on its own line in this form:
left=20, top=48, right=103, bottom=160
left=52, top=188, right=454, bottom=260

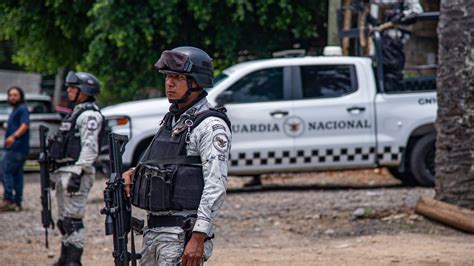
left=0, top=169, right=473, bottom=265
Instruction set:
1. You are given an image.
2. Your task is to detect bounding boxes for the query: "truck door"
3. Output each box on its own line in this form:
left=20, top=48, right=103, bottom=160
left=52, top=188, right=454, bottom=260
left=214, top=67, right=294, bottom=175
left=291, top=63, right=377, bottom=170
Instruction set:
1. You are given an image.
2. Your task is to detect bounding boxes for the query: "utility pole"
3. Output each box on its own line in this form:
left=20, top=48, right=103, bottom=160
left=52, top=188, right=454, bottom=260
left=53, top=68, right=64, bottom=107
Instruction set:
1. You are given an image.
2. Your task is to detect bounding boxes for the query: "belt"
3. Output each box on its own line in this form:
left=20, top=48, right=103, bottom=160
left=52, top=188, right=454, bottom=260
left=54, top=161, right=76, bottom=168
left=147, top=214, right=196, bottom=228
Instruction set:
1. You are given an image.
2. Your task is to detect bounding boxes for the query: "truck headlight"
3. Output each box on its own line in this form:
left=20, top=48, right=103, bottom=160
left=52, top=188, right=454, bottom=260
left=106, top=115, right=132, bottom=138
left=107, top=116, right=130, bottom=127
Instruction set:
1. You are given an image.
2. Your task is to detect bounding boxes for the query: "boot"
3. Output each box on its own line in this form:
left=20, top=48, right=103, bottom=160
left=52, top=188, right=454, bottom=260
left=0, top=199, right=17, bottom=212
left=52, top=243, right=68, bottom=266
left=66, top=245, right=83, bottom=266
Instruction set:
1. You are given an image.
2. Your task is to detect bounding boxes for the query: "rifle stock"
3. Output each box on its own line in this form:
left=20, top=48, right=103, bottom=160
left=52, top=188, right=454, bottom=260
left=101, top=133, right=139, bottom=266
left=38, top=125, right=54, bottom=249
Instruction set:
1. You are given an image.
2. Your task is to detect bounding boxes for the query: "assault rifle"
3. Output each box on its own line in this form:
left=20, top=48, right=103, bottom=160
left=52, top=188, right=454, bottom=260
left=38, top=125, right=54, bottom=248
left=101, top=133, right=141, bottom=266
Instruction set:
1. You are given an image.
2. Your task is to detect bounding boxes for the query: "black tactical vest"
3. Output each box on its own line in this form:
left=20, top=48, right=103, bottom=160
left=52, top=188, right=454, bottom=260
left=131, top=107, right=231, bottom=212
left=49, top=103, right=104, bottom=163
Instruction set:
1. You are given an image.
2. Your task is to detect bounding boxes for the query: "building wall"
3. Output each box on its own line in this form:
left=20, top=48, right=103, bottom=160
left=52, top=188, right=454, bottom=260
left=0, top=70, right=42, bottom=94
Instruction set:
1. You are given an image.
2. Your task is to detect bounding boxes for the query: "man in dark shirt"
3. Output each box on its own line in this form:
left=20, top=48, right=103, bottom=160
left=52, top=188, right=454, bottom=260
left=0, top=86, right=30, bottom=212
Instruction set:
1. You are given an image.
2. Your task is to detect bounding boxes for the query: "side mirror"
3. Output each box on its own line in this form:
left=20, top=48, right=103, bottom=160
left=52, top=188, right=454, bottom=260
left=215, top=91, right=233, bottom=106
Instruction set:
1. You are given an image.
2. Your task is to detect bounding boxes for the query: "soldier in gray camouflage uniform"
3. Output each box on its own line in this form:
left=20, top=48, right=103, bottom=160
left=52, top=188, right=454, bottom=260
left=49, top=71, right=104, bottom=266
left=123, top=46, right=231, bottom=266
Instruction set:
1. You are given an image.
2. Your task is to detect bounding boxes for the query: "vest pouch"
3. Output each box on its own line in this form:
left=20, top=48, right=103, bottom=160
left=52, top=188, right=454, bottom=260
left=131, top=165, right=148, bottom=209
left=65, top=132, right=81, bottom=160
left=148, top=165, right=174, bottom=211
left=131, top=164, right=173, bottom=211
left=49, top=135, right=65, bottom=160
left=172, top=165, right=204, bottom=210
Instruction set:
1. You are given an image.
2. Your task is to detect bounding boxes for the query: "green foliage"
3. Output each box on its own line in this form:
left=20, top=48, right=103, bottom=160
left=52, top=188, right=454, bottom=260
left=0, top=0, right=327, bottom=104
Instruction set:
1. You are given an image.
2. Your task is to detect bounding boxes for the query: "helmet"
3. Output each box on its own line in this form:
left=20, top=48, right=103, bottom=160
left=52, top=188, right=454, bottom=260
left=65, top=71, right=100, bottom=96
left=155, top=46, right=214, bottom=88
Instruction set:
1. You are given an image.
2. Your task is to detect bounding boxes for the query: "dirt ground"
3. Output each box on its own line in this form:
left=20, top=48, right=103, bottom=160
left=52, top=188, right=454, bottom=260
left=0, top=168, right=473, bottom=265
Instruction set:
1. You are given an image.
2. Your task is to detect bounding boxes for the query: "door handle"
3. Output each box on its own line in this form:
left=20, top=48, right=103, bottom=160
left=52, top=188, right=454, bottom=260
left=270, top=110, right=289, bottom=118
left=346, top=106, right=366, bottom=114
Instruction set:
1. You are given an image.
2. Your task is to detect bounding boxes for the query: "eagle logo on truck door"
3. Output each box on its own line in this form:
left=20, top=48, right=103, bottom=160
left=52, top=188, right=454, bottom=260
left=283, top=116, right=305, bottom=137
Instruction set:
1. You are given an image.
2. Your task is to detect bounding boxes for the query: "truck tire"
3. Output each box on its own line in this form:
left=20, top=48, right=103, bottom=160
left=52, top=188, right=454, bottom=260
left=409, top=133, right=436, bottom=187
left=387, top=167, right=417, bottom=186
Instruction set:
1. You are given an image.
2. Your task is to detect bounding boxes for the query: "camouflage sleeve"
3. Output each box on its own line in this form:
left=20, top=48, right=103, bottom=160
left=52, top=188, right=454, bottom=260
left=403, top=0, right=423, bottom=17
left=75, top=110, right=103, bottom=166
left=189, top=117, right=231, bottom=236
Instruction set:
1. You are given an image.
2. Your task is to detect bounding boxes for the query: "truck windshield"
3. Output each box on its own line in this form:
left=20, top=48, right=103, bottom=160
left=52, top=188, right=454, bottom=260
left=206, top=73, right=229, bottom=92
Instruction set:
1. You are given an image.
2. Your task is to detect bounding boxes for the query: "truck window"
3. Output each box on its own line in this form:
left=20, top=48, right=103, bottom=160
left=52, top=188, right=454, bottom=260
left=27, top=100, right=55, bottom=114
left=300, top=65, right=357, bottom=99
left=222, top=67, right=284, bottom=103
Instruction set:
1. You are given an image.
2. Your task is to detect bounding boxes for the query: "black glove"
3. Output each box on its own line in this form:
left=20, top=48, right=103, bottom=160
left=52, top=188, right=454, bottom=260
left=67, top=172, right=82, bottom=193
left=390, top=13, right=404, bottom=24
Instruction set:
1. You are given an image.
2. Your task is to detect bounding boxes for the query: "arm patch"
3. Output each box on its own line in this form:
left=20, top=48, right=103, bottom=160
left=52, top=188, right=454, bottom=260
left=212, top=133, right=230, bottom=153
left=86, top=117, right=99, bottom=130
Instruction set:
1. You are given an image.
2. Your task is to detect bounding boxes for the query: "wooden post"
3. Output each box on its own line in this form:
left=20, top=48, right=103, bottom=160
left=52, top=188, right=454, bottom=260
left=415, top=196, right=474, bottom=233
left=53, top=67, right=64, bottom=107
left=342, top=0, right=353, bottom=55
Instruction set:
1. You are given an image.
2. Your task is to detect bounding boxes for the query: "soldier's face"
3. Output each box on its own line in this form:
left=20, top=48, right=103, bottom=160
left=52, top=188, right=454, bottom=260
left=67, top=86, right=80, bottom=101
left=165, top=73, right=188, bottom=100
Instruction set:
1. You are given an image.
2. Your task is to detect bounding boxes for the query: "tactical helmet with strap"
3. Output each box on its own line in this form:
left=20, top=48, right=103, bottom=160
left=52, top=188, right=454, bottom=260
left=65, top=71, right=101, bottom=99
left=155, top=46, right=213, bottom=104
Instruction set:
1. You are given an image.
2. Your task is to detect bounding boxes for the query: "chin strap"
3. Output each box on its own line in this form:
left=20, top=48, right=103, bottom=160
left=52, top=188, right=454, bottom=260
left=72, top=89, right=81, bottom=103
left=168, top=77, right=202, bottom=104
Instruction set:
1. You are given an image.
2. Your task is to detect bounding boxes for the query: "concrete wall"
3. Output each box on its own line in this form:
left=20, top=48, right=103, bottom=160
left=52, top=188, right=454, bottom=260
left=0, top=70, right=41, bottom=94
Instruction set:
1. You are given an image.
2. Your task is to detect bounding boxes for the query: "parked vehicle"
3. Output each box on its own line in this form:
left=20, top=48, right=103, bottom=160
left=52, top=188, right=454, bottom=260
left=102, top=48, right=437, bottom=187
left=0, top=94, right=62, bottom=159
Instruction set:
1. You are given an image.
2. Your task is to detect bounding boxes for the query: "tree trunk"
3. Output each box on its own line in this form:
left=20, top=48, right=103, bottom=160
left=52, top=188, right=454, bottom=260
left=435, top=0, right=474, bottom=210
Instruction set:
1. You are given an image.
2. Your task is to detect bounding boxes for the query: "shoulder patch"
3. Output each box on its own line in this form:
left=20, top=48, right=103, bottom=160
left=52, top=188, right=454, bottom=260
left=212, top=133, right=230, bottom=153
left=212, top=124, right=226, bottom=131
left=86, top=117, right=99, bottom=130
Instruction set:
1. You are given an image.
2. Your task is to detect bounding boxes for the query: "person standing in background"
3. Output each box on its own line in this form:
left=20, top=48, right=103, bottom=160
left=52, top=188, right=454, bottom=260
left=0, top=86, right=30, bottom=212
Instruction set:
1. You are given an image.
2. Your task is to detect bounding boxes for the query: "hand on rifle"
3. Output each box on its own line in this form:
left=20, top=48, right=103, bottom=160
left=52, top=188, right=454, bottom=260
left=122, top=168, right=134, bottom=198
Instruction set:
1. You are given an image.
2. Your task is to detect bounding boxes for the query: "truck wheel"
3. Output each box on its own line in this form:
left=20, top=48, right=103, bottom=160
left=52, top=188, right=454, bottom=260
left=387, top=167, right=417, bottom=186
left=409, top=133, right=436, bottom=187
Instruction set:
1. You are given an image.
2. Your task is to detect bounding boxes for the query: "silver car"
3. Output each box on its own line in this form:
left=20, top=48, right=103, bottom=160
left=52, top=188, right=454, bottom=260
left=0, top=94, right=62, bottom=159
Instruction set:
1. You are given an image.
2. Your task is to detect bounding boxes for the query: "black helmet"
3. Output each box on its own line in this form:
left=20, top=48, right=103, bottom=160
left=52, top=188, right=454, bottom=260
left=65, top=71, right=100, bottom=96
left=155, top=46, right=213, bottom=88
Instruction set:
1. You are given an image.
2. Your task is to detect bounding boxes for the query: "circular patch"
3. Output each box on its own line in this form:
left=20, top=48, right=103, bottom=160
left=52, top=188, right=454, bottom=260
left=213, top=133, right=229, bottom=153
left=87, top=117, right=98, bottom=130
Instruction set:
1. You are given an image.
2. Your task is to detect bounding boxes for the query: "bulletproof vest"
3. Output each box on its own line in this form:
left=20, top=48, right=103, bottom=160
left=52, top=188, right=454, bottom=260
left=131, top=107, right=231, bottom=212
left=49, top=103, right=104, bottom=163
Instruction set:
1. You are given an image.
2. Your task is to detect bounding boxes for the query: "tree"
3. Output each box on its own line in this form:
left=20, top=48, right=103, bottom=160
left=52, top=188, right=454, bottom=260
left=0, top=1, right=327, bottom=104
left=435, top=0, right=474, bottom=210
left=0, top=0, right=93, bottom=73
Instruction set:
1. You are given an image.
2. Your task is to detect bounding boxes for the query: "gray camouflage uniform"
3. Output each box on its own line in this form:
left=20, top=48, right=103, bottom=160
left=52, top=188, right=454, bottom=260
left=51, top=102, right=103, bottom=249
left=140, top=97, right=231, bottom=266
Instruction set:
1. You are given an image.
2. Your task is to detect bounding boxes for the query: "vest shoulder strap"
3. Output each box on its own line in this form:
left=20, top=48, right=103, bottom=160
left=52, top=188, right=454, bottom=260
left=190, top=107, right=231, bottom=132
left=70, top=104, right=101, bottom=131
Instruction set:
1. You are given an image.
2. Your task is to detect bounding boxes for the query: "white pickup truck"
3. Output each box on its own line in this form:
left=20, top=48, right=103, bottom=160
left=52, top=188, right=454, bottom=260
left=102, top=53, right=437, bottom=187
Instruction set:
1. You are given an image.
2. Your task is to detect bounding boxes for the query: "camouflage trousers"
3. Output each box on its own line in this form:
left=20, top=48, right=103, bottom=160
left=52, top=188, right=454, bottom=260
left=140, top=226, right=213, bottom=266
left=51, top=165, right=95, bottom=249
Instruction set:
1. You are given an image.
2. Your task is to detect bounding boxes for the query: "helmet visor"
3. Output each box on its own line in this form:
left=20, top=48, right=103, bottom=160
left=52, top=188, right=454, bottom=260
left=65, top=71, right=79, bottom=86
left=155, top=51, right=193, bottom=73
